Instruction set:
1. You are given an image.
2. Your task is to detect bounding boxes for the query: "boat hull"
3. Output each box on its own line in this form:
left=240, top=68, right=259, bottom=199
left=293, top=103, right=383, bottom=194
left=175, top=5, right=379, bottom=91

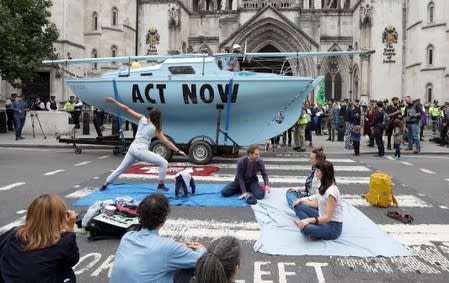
left=66, top=75, right=321, bottom=146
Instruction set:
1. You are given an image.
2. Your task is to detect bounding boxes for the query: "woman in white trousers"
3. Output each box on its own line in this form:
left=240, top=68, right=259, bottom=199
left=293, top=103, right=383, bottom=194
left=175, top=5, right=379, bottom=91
left=100, top=96, right=186, bottom=191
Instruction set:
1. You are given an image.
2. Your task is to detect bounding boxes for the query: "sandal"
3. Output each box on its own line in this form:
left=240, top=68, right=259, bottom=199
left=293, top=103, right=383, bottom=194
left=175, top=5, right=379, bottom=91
left=386, top=210, right=402, bottom=222
left=401, top=214, right=414, bottom=223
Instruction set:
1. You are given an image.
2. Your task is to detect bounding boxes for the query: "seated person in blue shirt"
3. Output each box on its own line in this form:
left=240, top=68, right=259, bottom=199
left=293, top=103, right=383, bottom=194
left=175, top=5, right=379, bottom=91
left=110, top=193, right=206, bottom=283
left=221, top=144, right=270, bottom=205
left=193, top=236, right=241, bottom=283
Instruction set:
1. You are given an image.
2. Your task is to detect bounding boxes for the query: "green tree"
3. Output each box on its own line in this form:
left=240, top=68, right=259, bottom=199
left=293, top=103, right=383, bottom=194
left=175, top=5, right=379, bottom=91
left=0, top=0, right=58, bottom=88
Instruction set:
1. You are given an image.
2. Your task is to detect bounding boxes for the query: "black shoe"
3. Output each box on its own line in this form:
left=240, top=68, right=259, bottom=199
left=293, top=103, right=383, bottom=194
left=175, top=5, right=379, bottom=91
left=387, top=146, right=392, bottom=150
left=295, top=148, right=306, bottom=152
left=368, top=144, right=375, bottom=147
left=326, top=138, right=331, bottom=141
left=19, top=136, right=24, bottom=140
left=99, top=184, right=108, bottom=191
left=374, top=154, right=384, bottom=157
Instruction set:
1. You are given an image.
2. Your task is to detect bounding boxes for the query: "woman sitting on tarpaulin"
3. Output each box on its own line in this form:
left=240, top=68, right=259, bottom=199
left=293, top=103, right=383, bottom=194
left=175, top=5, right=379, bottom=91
left=292, top=160, right=343, bottom=240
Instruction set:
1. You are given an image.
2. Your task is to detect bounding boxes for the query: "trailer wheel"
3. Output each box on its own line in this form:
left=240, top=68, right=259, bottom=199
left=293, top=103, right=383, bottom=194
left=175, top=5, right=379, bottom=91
left=150, top=140, right=173, bottom=161
left=188, top=140, right=213, bottom=165
left=74, top=147, right=82, bottom=154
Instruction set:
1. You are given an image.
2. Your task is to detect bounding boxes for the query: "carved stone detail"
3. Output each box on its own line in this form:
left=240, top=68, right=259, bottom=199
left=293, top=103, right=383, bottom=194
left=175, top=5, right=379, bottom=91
left=168, top=3, right=181, bottom=29
left=360, top=0, right=374, bottom=26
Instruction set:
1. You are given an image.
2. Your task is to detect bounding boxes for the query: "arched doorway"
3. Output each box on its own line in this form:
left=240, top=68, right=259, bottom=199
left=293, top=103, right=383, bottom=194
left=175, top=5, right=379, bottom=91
left=240, top=44, right=292, bottom=75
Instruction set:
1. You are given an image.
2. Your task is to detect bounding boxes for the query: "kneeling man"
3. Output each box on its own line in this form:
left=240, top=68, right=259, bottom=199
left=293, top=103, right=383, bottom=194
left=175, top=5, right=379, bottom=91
left=221, top=144, right=270, bottom=205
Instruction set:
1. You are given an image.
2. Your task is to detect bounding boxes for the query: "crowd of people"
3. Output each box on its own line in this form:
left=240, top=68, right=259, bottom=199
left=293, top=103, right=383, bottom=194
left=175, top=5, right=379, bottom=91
left=270, top=96, right=449, bottom=157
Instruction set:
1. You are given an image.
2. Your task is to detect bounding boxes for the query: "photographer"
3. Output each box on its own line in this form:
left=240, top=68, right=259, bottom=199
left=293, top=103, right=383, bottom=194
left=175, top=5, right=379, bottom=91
left=0, top=194, right=79, bottom=282
left=404, top=96, right=422, bottom=154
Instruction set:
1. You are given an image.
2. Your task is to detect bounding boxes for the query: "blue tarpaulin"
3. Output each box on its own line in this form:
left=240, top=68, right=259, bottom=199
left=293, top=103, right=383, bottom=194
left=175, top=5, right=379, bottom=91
left=72, top=183, right=248, bottom=208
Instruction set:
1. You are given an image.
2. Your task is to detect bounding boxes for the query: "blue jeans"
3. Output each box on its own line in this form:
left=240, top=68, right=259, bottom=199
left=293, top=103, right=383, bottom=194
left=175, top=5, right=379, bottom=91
left=286, top=191, right=308, bottom=208
left=221, top=177, right=265, bottom=199
left=14, top=117, right=25, bottom=138
left=295, top=204, right=343, bottom=240
left=407, top=123, right=420, bottom=149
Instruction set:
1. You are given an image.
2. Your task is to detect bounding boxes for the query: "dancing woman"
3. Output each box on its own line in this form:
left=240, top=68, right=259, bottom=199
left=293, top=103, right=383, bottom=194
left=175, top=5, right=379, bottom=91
left=100, top=96, right=186, bottom=191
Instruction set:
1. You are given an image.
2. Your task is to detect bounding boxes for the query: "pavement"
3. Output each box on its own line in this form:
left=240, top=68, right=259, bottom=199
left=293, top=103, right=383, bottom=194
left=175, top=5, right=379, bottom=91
left=0, top=123, right=448, bottom=156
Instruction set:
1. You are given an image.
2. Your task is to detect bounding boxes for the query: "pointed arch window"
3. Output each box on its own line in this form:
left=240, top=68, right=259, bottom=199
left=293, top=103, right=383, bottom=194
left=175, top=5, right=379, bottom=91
left=92, top=12, right=98, bottom=30
left=427, top=45, right=434, bottom=65
left=92, top=49, right=98, bottom=70
left=426, top=83, right=433, bottom=104
left=111, top=45, right=118, bottom=58
left=428, top=2, right=435, bottom=23
left=112, top=7, right=118, bottom=26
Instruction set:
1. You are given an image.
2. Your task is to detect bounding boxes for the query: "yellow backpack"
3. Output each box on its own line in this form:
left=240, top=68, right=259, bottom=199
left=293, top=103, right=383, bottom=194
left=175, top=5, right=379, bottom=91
left=364, top=172, right=398, bottom=208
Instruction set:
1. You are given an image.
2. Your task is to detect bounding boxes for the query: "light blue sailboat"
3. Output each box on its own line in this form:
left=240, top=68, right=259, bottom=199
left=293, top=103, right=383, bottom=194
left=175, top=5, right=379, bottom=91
left=43, top=50, right=371, bottom=164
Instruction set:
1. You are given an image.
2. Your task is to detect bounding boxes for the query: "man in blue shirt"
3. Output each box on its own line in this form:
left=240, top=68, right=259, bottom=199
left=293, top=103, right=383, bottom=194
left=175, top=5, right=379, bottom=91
left=110, top=194, right=206, bottom=283
left=11, top=94, right=28, bottom=141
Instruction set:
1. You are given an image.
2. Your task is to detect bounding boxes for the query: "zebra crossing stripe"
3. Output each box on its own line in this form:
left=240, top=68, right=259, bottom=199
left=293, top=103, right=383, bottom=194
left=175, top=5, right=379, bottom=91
left=164, top=163, right=371, bottom=172
left=380, top=224, right=449, bottom=246
left=2, top=216, right=448, bottom=247
left=213, top=157, right=356, bottom=163
left=119, top=174, right=371, bottom=184
left=65, top=186, right=431, bottom=209
left=342, top=194, right=431, bottom=207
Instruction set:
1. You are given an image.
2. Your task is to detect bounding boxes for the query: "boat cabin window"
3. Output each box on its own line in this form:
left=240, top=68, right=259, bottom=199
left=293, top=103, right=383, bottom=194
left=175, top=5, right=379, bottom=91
left=168, top=66, right=195, bottom=75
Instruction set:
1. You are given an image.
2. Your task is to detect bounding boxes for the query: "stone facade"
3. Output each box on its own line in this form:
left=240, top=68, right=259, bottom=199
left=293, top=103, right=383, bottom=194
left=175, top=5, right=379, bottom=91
left=1, top=0, right=448, bottom=106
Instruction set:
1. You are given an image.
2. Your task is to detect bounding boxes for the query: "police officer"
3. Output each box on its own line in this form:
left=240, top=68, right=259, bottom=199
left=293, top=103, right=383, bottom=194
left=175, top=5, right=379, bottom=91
left=293, top=104, right=308, bottom=152
left=46, top=96, right=58, bottom=111
left=5, top=93, right=17, bottom=131
left=429, top=100, right=441, bottom=135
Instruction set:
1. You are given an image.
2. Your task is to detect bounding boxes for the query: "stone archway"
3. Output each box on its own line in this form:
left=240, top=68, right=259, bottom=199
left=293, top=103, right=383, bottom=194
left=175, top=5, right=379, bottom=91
left=220, top=9, right=318, bottom=77
left=241, top=44, right=292, bottom=75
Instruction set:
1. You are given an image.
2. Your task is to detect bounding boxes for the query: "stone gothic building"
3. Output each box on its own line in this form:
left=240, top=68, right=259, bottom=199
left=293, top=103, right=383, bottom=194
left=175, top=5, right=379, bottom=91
left=1, top=0, right=448, bottom=106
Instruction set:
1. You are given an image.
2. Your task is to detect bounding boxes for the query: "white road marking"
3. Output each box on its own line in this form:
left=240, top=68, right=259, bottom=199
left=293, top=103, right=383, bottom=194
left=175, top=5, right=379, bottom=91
left=3, top=216, right=449, bottom=247
left=65, top=187, right=98, bottom=199
left=380, top=224, right=449, bottom=246
left=385, top=156, right=394, bottom=160
left=165, top=163, right=371, bottom=172
left=444, top=178, right=449, bottom=182
left=98, top=155, right=111, bottom=159
left=93, top=176, right=100, bottom=179
left=0, top=182, right=26, bottom=191
left=43, top=169, right=65, bottom=176
left=420, top=168, right=436, bottom=175
left=400, top=161, right=413, bottom=166
left=160, top=218, right=260, bottom=241
left=119, top=174, right=371, bottom=184
left=213, top=157, right=356, bottom=163
left=16, top=210, right=27, bottom=215
left=73, top=161, right=92, bottom=166
left=73, top=185, right=81, bottom=188
left=0, top=216, right=26, bottom=234
left=439, top=205, right=448, bottom=209
left=417, top=193, right=426, bottom=197
left=5, top=147, right=51, bottom=152
left=343, top=194, right=431, bottom=207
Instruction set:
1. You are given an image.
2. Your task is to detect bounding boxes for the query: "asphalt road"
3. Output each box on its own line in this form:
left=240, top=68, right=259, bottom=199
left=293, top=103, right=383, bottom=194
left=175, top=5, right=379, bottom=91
left=1, top=147, right=449, bottom=283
